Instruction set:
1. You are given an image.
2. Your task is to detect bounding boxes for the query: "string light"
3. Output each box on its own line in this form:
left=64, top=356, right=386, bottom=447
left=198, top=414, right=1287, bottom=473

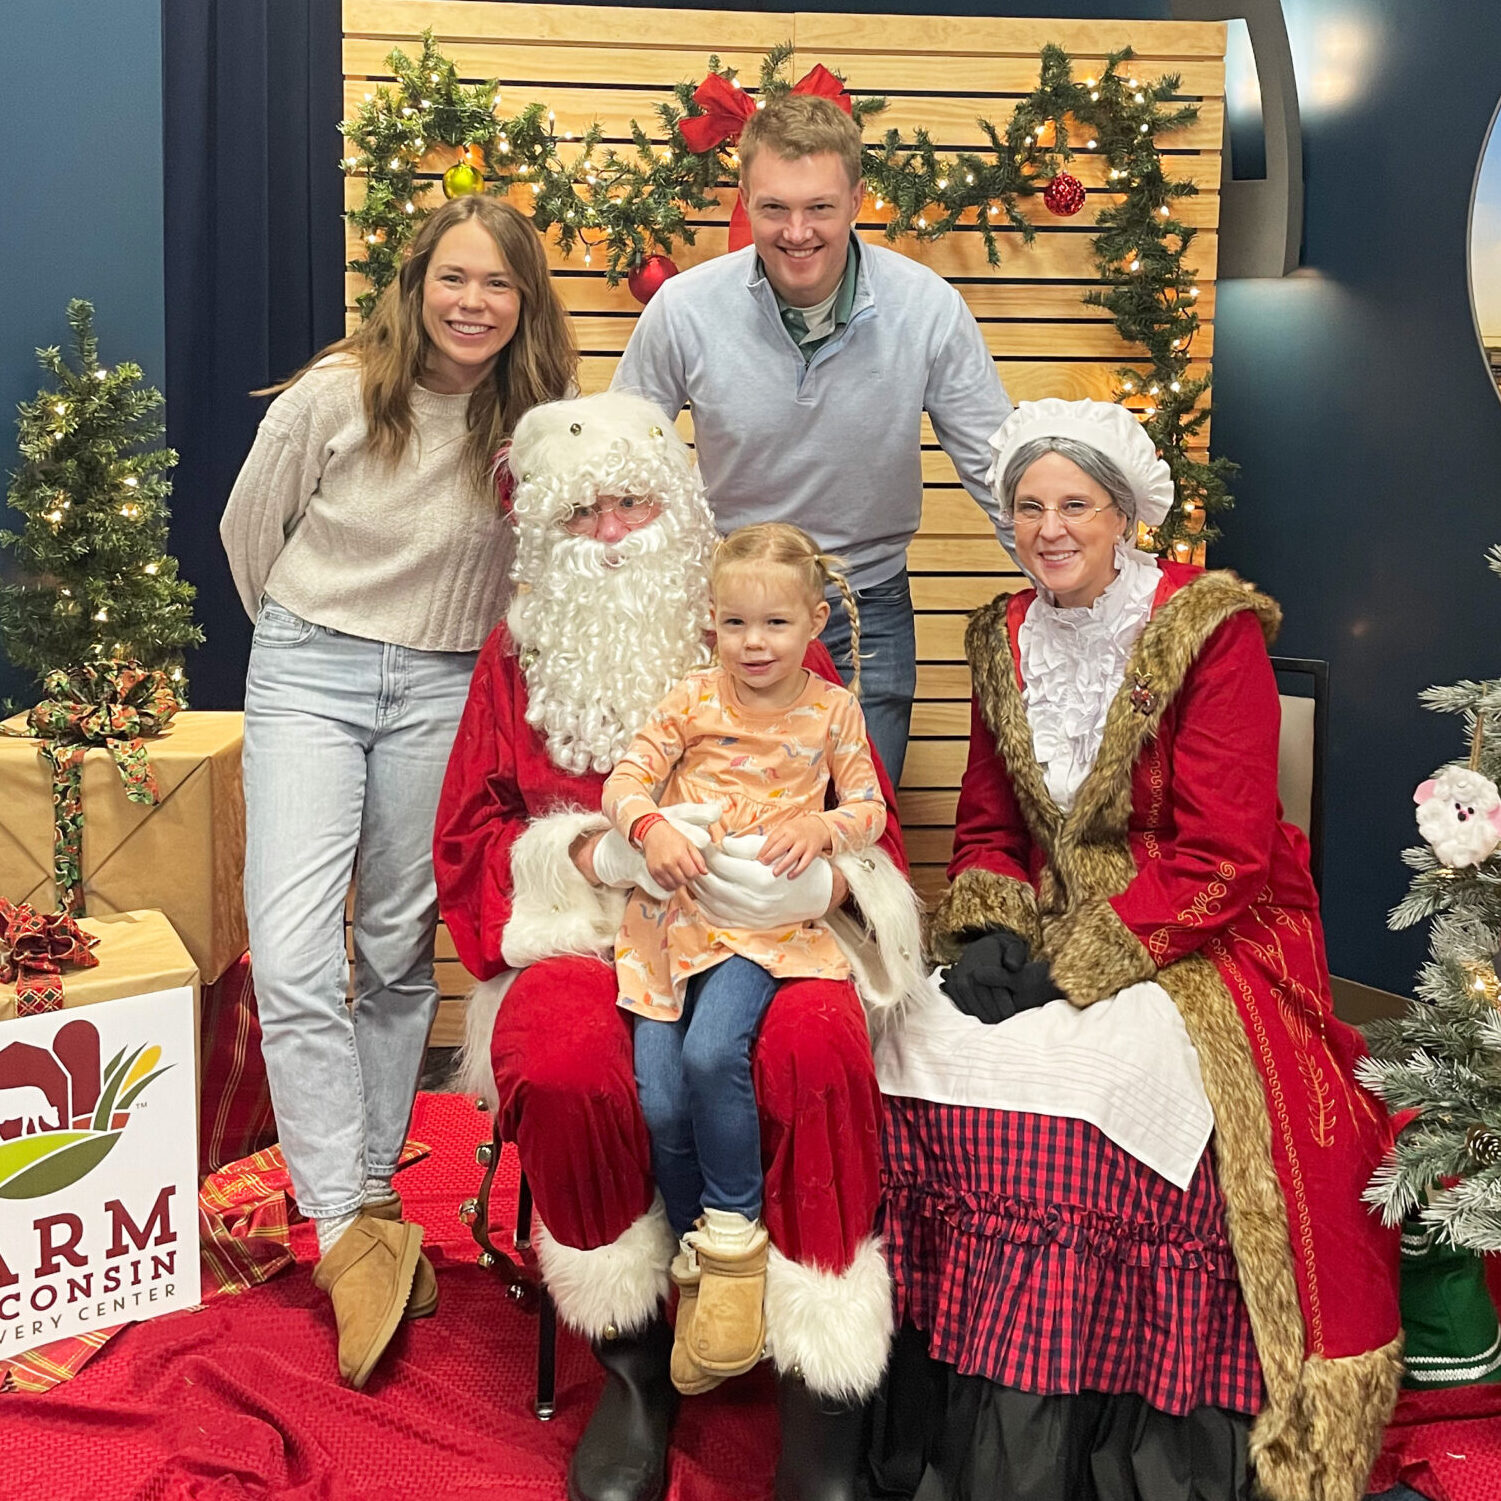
left=144, top=563, right=159, bottom=576
left=94, top=608, right=108, bottom=622
left=123, top=475, right=139, bottom=488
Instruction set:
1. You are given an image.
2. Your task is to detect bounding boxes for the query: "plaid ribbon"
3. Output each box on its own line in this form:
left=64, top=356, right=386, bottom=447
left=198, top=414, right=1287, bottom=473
left=6, top=660, right=179, bottom=914
left=0, top=896, right=99, bottom=1015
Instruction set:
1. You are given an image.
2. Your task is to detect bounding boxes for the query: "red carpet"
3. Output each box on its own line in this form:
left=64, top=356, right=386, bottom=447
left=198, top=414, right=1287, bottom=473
left=6, top=1094, right=781, bottom=1501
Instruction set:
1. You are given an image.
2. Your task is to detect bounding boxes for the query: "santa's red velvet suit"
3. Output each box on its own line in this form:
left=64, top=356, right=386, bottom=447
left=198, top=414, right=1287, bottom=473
left=433, top=624, right=922, bottom=1400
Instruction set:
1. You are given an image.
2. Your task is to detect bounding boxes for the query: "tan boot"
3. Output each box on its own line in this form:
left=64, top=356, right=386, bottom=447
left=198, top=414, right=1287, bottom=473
left=311, top=1216, right=423, bottom=1388
left=362, top=1197, right=438, bottom=1318
left=669, top=1248, right=724, bottom=1396
left=684, top=1218, right=768, bottom=1377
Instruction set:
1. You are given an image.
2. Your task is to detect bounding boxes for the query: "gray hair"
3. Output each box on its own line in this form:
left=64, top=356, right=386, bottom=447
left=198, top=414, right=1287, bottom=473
left=999, top=436, right=1137, bottom=520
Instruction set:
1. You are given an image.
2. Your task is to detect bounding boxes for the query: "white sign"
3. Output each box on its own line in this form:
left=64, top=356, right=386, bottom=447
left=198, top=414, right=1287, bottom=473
left=0, top=987, right=200, bottom=1357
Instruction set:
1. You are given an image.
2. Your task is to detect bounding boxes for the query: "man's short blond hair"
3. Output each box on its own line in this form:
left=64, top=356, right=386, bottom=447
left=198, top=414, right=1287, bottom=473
left=739, top=93, right=863, bottom=190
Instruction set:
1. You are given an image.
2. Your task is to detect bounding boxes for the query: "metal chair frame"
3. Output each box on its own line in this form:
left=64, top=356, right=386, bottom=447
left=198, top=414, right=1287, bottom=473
left=465, top=1106, right=557, bottom=1420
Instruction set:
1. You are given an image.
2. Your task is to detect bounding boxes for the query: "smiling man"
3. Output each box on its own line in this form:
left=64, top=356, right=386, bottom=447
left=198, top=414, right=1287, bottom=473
left=614, top=94, right=1013, bottom=787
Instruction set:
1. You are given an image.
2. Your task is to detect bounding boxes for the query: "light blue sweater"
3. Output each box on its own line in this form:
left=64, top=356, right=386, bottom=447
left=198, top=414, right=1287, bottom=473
left=613, top=243, right=1012, bottom=589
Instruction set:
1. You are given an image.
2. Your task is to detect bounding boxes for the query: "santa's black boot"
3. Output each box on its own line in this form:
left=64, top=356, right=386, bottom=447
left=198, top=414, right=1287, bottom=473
left=773, top=1372, right=865, bottom=1501
left=567, top=1314, right=678, bottom=1501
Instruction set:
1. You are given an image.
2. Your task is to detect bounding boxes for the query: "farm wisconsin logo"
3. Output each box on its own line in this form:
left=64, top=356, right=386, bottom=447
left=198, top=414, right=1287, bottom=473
left=0, top=1019, right=171, bottom=1200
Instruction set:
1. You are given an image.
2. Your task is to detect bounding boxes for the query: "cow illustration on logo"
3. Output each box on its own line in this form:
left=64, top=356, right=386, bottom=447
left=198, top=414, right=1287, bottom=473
left=0, top=1018, right=171, bottom=1199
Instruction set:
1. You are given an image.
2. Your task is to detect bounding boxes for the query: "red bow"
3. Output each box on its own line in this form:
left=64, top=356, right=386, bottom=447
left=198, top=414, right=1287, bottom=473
left=677, top=65, right=853, bottom=252
left=0, top=898, right=99, bottom=1016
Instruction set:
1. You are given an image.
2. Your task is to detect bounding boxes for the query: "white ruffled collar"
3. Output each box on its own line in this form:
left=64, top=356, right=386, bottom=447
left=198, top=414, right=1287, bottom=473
left=1019, top=546, right=1161, bottom=810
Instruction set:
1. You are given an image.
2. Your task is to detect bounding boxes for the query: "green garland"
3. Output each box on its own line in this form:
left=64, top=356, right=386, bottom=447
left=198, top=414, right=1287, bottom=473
left=343, top=33, right=1231, bottom=554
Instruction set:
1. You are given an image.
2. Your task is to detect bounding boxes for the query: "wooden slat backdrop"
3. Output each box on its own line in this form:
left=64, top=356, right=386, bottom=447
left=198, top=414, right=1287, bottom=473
left=342, top=1, right=1226, bottom=1043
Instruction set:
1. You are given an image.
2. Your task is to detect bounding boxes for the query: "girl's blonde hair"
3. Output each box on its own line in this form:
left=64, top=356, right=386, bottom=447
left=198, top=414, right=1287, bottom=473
left=711, top=522, right=862, bottom=694
left=257, top=196, right=577, bottom=488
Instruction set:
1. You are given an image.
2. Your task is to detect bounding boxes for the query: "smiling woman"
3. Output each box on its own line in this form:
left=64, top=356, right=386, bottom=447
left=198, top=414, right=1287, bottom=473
left=217, top=193, right=577, bottom=1390
left=420, top=217, right=522, bottom=393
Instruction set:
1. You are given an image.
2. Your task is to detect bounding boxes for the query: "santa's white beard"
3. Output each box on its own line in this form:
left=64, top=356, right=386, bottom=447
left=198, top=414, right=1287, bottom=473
left=508, top=516, right=712, bottom=775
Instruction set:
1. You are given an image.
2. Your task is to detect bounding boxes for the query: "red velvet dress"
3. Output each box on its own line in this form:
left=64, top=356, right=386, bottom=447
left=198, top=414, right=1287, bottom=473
left=879, top=564, right=1401, bottom=1500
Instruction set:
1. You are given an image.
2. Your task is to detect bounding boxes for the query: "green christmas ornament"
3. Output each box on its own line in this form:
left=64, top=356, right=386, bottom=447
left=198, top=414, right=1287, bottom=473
left=442, top=160, right=484, bottom=198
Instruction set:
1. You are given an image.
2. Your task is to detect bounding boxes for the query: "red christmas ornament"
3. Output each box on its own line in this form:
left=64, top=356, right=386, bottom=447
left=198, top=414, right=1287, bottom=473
left=627, top=254, right=680, bottom=305
left=1043, top=173, right=1086, bottom=217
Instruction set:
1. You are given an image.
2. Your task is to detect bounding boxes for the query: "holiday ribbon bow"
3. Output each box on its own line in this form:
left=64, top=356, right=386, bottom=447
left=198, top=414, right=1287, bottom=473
left=0, top=897, right=99, bottom=1016
left=677, top=65, right=853, bottom=252
left=11, top=660, right=180, bottom=915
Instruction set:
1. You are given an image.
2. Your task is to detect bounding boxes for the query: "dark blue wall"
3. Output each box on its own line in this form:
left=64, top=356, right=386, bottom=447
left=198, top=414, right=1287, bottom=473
left=0, top=0, right=165, bottom=707
left=1211, top=1, right=1501, bottom=990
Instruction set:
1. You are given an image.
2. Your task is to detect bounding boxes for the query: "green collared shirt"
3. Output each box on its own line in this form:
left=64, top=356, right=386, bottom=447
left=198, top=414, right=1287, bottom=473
left=771, top=238, right=861, bottom=363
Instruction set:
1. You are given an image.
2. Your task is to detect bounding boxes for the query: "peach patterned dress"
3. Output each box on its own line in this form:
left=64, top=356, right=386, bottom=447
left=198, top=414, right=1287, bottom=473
left=603, top=666, right=886, bottom=1019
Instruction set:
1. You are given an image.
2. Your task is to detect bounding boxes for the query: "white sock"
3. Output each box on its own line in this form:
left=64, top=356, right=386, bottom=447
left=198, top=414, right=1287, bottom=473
left=362, top=1176, right=398, bottom=1209
left=314, top=1210, right=360, bottom=1255
left=699, top=1208, right=758, bottom=1250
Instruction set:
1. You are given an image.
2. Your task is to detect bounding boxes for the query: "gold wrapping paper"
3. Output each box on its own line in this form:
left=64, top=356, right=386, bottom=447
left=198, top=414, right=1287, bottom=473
left=0, top=712, right=246, bottom=983
left=0, top=908, right=199, bottom=1023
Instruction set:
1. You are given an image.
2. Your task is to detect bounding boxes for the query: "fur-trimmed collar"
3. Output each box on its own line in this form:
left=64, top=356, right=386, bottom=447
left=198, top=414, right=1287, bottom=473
left=966, top=567, right=1281, bottom=885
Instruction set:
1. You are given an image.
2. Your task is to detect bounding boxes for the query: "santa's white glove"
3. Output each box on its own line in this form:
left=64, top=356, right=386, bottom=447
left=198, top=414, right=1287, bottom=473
left=590, top=802, right=721, bottom=901
left=690, top=833, right=834, bottom=927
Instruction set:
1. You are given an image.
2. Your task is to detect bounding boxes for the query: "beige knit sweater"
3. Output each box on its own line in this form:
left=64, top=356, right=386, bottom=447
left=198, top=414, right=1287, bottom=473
left=220, top=359, right=514, bottom=652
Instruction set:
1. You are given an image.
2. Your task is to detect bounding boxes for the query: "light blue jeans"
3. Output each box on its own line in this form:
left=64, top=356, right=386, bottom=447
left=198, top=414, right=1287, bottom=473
left=242, top=600, right=478, bottom=1221
left=633, top=956, right=779, bottom=1239
left=820, top=568, right=917, bottom=789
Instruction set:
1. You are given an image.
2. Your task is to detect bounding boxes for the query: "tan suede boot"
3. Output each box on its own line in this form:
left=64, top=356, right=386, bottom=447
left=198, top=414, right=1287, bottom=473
left=684, top=1218, right=768, bottom=1377
left=311, top=1216, right=423, bottom=1388
left=669, top=1248, right=724, bottom=1396
left=362, top=1198, right=438, bottom=1318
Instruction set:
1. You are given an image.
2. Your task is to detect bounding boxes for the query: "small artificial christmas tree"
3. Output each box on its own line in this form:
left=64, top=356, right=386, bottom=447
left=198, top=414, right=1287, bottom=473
left=0, top=299, right=201, bottom=698
left=1358, top=545, right=1501, bottom=1252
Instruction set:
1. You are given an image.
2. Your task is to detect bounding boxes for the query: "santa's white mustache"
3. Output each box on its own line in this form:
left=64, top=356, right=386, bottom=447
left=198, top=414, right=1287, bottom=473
left=547, top=520, right=672, bottom=577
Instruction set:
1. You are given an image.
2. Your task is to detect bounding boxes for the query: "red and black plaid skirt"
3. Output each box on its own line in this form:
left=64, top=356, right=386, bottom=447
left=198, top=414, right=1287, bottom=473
left=880, top=1099, right=1264, bottom=1417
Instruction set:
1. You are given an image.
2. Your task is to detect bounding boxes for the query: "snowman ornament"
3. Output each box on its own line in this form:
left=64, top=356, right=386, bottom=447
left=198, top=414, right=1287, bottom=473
left=1414, top=765, right=1501, bottom=868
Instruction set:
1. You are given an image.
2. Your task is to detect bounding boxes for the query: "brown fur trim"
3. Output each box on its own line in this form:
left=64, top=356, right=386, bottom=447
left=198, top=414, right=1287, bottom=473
left=1041, top=899, right=1157, bottom=1006
left=1251, top=1336, right=1404, bottom=1501
left=928, top=867, right=1041, bottom=964
left=965, top=599, right=1062, bottom=859
left=1156, top=957, right=1306, bottom=1472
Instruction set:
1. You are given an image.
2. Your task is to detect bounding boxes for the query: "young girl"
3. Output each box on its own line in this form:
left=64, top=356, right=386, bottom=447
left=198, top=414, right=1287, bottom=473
left=220, top=196, right=576, bottom=1388
left=601, top=523, right=887, bottom=1395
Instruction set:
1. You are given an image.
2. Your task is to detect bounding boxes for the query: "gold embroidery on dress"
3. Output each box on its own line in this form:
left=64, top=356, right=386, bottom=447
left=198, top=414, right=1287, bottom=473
left=1142, top=746, right=1165, bottom=862
left=1174, top=861, right=1237, bottom=926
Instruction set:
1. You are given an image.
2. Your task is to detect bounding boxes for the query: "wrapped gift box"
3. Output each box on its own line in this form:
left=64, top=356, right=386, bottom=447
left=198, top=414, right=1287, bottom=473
left=0, top=711, right=246, bottom=983
left=0, top=907, right=199, bottom=1023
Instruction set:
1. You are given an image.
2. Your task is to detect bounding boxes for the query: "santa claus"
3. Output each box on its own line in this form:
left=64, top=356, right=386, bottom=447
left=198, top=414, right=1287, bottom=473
left=433, top=391, right=924, bottom=1501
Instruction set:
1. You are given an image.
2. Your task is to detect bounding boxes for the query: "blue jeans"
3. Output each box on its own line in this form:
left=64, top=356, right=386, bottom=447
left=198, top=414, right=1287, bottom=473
left=820, top=568, right=917, bottom=788
left=242, top=600, right=478, bottom=1220
left=633, top=955, right=779, bottom=1238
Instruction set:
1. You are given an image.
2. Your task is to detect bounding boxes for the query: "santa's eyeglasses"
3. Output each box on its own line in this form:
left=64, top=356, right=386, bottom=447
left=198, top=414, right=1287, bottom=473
left=561, top=494, right=661, bottom=533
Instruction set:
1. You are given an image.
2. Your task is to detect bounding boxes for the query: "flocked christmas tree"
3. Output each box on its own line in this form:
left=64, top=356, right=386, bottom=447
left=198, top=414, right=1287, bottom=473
left=0, top=299, right=201, bottom=698
left=1358, top=545, right=1501, bottom=1252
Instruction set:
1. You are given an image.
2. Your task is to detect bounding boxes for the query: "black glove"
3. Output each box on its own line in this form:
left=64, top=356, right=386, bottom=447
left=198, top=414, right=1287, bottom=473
left=940, top=927, right=1059, bottom=1025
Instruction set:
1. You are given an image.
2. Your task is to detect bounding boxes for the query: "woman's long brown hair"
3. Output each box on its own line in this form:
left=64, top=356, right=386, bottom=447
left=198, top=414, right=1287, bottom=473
left=258, top=196, right=578, bottom=488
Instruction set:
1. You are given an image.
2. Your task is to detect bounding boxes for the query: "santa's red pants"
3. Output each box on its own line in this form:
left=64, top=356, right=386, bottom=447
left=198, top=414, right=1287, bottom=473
left=490, top=956, right=881, bottom=1271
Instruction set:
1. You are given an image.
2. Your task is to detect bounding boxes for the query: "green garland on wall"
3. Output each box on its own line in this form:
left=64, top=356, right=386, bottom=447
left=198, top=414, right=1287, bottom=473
left=342, top=32, right=1231, bottom=554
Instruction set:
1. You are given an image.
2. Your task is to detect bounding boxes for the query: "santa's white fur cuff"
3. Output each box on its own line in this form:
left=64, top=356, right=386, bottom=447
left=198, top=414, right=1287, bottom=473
left=830, top=844, right=928, bottom=1017
left=533, top=1197, right=676, bottom=1341
left=500, top=807, right=624, bottom=968
left=763, top=1236, right=894, bottom=1401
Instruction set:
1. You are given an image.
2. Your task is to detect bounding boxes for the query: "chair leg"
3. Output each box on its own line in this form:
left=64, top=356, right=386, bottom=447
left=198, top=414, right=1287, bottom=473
left=515, top=1169, right=534, bottom=1252
left=463, top=1111, right=536, bottom=1307
left=536, top=1285, right=557, bottom=1420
